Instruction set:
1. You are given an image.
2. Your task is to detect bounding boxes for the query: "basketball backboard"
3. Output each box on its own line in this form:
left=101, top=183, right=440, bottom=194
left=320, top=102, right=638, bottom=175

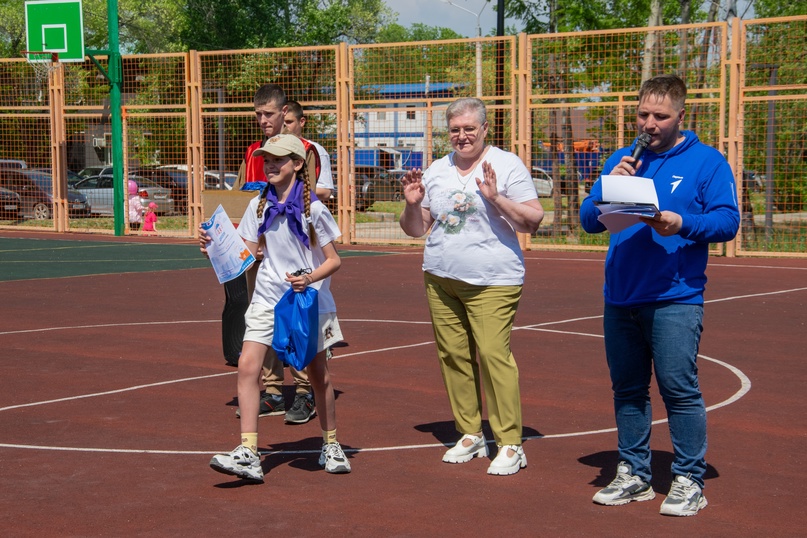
left=25, top=0, right=85, bottom=63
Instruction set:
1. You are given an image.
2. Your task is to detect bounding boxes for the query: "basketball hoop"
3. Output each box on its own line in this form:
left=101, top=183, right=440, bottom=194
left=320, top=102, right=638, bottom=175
left=21, top=50, right=61, bottom=83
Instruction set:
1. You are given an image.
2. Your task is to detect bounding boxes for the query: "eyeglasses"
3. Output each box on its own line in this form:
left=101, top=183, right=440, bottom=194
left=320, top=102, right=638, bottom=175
left=290, top=267, right=312, bottom=277
left=448, top=124, right=486, bottom=138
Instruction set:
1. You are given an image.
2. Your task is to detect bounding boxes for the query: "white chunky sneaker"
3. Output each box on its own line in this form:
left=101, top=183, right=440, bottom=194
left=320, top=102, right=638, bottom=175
left=209, top=445, right=264, bottom=482
left=659, top=475, right=708, bottom=516
left=486, top=445, right=527, bottom=476
left=442, top=434, right=488, bottom=464
left=592, top=461, right=655, bottom=506
left=319, top=442, right=351, bottom=474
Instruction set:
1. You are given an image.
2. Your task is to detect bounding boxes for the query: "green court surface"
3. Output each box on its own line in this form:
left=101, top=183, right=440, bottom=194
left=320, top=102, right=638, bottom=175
left=0, top=237, right=381, bottom=282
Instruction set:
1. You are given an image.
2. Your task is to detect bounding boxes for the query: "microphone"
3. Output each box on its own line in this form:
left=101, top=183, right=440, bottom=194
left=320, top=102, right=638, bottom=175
left=630, top=133, right=652, bottom=164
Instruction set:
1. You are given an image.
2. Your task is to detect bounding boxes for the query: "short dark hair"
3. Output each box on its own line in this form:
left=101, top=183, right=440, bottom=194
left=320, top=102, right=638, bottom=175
left=254, top=84, right=287, bottom=108
left=286, top=100, right=305, bottom=120
left=638, top=74, right=687, bottom=110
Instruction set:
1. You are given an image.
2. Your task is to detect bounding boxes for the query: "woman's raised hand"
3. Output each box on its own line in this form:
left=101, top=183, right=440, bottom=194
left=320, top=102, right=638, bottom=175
left=401, top=168, right=425, bottom=205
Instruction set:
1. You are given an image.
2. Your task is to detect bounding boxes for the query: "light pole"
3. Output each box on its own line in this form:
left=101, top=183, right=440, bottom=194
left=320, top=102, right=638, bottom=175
left=442, top=0, right=486, bottom=98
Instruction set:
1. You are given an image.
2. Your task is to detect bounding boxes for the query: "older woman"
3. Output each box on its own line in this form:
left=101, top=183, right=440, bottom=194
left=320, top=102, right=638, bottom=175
left=399, top=97, right=544, bottom=475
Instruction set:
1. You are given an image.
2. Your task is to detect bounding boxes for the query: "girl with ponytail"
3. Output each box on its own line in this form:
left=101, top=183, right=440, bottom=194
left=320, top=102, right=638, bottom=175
left=209, top=134, right=349, bottom=482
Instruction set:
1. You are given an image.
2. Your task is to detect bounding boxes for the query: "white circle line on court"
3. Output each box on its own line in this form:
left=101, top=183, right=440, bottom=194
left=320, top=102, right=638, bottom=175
left=0, top=319, right=752, bottom=456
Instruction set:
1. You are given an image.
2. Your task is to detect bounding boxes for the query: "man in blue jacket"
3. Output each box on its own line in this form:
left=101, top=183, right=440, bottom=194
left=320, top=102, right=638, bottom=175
left=580, top=74, right=739, bottom=517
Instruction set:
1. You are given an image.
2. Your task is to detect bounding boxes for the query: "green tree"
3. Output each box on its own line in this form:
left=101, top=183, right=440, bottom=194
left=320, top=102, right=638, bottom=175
left=754, top=0, right=807, bottom=18
left=181, top=0, right=393, bottom=50
left=0, top=0, right=26, bottom=58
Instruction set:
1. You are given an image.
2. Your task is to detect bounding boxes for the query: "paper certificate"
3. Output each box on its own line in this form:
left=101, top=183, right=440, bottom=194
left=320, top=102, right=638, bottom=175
left=595, top=175, right=661, bottom=232
left=201, top=205, right=256, bottom=284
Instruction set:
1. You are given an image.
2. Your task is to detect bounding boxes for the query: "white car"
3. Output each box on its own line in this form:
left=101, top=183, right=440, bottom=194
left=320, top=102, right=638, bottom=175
left=532, top=167, right=554, bottom=197
left=74, top=175, right=174, bottom=215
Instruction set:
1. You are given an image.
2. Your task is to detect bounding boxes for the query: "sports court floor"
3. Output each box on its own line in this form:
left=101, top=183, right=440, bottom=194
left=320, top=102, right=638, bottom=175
left=1, top=230, right=805, bottom=536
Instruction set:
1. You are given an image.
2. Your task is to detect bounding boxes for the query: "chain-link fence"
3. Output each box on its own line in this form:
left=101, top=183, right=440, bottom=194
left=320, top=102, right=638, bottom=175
left=1, top=17, right=806, bottom=256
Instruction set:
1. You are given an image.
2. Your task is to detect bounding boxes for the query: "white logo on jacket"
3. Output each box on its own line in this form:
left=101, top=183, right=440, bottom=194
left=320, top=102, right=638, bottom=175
left=671, top=175, right=683, bottom=193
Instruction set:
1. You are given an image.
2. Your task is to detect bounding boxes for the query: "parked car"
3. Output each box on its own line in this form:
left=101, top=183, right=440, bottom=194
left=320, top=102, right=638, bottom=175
left=78, top=165, right=112, bottom=178
left=0, top=168, right=90, bottom=219
left=205, top=171, right=235, bottom=190
left=30, top=168, right=84, bottom=188
left=532, top=167, right=554, bottom=197
left=150, top=165, right=190, bottom=211
left=0, top=159, right=28, bottom=169
left=130, top=167, right=185, bottom=205
left=74, top=175, right=174, bottom=216
left=0, top=186, right=21, bottom=219
left=330, top=165, right=403, bottom=212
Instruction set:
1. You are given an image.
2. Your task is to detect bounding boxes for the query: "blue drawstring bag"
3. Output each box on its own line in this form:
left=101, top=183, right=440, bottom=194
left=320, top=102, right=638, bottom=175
left=272, top=286, right=319, bottom=370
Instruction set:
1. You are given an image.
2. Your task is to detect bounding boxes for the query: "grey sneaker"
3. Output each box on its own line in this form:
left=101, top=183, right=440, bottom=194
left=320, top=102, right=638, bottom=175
left=285, top=392, right=316, bottom=424
left=235, top=392, right=285, bottom=418
left=659, top=475, right=708, bottom=516
left=209, top=445, right=264, bottom=482
left=592, top=462, right=656, bottom=506
left=318, top=442, right=351, bottom=474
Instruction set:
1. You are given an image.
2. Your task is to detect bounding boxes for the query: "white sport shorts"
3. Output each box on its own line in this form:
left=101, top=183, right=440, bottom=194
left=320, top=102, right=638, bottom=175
left=243, top=301, right=343, bottom=353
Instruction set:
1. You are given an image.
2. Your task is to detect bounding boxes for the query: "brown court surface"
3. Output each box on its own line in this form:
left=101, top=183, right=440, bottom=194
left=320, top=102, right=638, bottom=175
left=1, top=231, right=806, bottom=536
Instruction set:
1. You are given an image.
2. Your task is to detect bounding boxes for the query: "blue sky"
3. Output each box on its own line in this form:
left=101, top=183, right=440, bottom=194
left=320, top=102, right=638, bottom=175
left=383, top=0, right=512, bottom=37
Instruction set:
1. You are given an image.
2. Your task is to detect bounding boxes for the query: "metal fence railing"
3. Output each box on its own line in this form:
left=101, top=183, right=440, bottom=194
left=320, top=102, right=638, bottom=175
left=1, top=16, right=805, bottom=257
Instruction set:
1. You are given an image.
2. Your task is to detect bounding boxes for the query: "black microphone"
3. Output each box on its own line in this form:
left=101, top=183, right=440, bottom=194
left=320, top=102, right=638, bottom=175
left=630, top=133, right=652, bottom=164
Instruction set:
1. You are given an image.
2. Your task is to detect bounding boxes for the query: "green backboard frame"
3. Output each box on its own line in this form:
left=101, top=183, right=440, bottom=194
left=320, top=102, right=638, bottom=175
left=25, top=0, right=85, bottom=63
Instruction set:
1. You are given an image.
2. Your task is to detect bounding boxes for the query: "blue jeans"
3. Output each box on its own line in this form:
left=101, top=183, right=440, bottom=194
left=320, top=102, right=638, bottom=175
left=603, top=303, right=707, bottom=488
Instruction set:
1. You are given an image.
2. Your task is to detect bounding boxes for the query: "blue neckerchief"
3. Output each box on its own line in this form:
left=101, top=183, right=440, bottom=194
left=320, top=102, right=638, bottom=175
left=257, top=181, right=318, bottom=248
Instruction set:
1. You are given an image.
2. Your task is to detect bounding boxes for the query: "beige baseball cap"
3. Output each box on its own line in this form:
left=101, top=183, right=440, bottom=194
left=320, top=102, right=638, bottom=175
left=253, top=133, right=306, bottom=160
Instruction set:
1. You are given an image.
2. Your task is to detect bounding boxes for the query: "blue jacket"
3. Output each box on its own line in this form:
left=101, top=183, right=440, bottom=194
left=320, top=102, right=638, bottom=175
left=580, top=131, right=740, bottom=307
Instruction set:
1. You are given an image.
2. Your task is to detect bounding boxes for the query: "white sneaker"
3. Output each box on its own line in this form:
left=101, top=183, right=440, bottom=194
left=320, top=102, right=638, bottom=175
left=209, top=445, right=264, bottom=482
left=319, top=442, right=351, bottom=474
left=486, top=445, right=527, bottom=475
left=659, top=475, right=708, bottom=516
left=592, top=462, right=655, bottom=506
left=442, top=434, right=488, bottom=464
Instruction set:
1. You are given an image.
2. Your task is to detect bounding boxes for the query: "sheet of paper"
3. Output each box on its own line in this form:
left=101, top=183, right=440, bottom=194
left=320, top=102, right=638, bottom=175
left=201, top=205, right=255, bottom=284
left=596, top=209, right=651, bottom=233
left=601, top=175, right=659, bottom=206
left=597, top=175, right=661, bottom=232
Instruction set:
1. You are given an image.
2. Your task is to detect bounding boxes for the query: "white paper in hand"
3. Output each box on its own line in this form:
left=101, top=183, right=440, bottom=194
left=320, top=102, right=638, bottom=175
left=201, top=205, right=256, bottom=284
left=596, top=175, right=660, bottom=232
left=601, top=175, right=659, bottom=206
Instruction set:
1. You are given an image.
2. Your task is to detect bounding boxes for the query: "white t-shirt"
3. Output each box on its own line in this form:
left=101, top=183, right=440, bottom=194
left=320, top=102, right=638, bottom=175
left=309, top=139, right=334, bottom=191
left=421, top=146, right=538, bottom=286
left=238, top=193, right=341, bottom=313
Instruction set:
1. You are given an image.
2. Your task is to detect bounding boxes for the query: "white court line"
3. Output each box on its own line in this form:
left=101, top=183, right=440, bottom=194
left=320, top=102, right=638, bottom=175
left=0, top=353, right=751, bottom=455
left=0, top=328, right=753, bottom=456
left=1, top=255, right=797, bottom=456
left=6, top=278, right=796, bottom=455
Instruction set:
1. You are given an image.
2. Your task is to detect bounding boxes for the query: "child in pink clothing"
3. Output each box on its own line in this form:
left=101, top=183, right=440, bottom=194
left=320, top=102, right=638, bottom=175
left=143, top=202, right=158, bottom=233
left=128, top=180, right=143, bottom=231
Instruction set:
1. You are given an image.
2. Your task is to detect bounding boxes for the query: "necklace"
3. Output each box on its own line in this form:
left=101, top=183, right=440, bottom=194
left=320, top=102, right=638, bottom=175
left=455, top=165, right=474, bottom=189
left=453, top=157, right=480, bottom=190
left=452, top=146, right=488, bottom=190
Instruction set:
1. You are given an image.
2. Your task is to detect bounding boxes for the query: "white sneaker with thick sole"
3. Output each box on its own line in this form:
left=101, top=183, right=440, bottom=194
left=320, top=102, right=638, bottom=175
left=319, top=442, right=351, bottom=474
left=486, top=444, right=527, bottom=475
left=592, top=462, right=655, bottom=505
left=659, top=475, right=708, bottom=516
left=442, top=434, right=489, bottom=464
left=209, top=445, right=264, bottom=482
